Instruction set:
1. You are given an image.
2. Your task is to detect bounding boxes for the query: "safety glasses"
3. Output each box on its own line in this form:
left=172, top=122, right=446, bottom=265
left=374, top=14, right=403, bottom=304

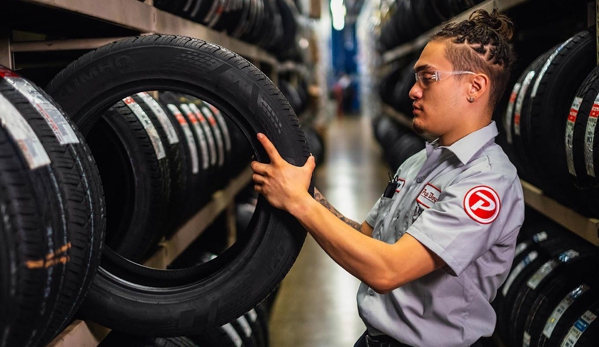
left=414, top=70, right=475, bottom=88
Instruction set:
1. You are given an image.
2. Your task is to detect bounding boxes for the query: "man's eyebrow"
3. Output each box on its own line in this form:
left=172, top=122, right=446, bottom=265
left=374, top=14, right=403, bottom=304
left=414, top=64, right=433, bottom=72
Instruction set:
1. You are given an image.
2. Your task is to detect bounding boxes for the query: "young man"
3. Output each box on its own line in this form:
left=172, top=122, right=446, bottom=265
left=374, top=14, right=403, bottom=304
left=251, top=9, right=525, bottom=347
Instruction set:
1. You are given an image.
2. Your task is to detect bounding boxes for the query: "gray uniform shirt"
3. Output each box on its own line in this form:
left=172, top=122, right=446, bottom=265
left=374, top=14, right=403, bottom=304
left=358, top=121, right=525, bottom=347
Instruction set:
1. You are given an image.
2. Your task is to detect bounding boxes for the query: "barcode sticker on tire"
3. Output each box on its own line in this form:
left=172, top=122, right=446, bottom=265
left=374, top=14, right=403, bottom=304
left=6, top=77, right=80, bottom=145
left=584, top=99, right=599, bottom=178
left=523, top=331, right=531, bottom=347
left=222, top=323, right=243, bottom=347
left=179, top=104, right=210, bottom=170
left=502, top=251, right=538, bottom=296
left=184, top=103, right=216, bottom=167
left=207, top=103, right=231, bottom=151
left=237, top=316, right=252, bottom=337
left=514, top=71, right=536, bottom=136
left=136, top=92, right=179, bottom=145
left=194, top=103, right=225, bottom=167
left=505, top=82, right=521, bottom=144
left=167, top=104, right=199, bottom=174
left=528, top=250, right=578, bottom=290
left=0, top=94, right=51, bottom=169
left=560, top=311, right=597, bottom=347
left=543, top=284, right=590, bottom=338
left=123, top=97, right=166, bottom=160
left=566, top=96, right=583, bottom=176
left=247, top=309, right=258, bottom=322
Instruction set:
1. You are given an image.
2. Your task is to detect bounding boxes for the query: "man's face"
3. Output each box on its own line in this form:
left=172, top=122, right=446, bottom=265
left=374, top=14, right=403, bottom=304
left=409, top=41, right=466, bottom=137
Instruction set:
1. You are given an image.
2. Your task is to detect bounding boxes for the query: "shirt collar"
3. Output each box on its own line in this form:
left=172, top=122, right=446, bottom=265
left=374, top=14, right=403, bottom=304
left=425, top=121, right=499, bottom=165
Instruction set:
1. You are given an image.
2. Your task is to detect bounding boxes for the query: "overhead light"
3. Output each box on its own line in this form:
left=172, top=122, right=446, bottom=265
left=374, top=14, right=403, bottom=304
left=330, top=0, right=346, bottom=31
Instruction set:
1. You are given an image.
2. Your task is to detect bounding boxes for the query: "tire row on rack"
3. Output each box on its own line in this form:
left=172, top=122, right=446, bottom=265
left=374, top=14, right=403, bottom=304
left=154, top=0, right=309, bottom=62
left=1, top=35, right=312, bottom=346
left=378, top=0, right=485, bottom=52
left=371, top=113, right=424, bottom=172
left=501, top=29, right=599, bottom=217
left=494, top=211, right=599, bottom=347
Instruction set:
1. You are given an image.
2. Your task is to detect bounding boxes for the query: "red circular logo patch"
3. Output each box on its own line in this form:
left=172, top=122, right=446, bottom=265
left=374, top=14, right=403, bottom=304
left=463, top=186, right=501, bottom=224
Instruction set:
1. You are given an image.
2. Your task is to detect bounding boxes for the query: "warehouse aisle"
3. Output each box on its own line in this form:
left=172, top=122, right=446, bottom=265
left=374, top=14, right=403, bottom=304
left=269, top=114, right=389, bottom=347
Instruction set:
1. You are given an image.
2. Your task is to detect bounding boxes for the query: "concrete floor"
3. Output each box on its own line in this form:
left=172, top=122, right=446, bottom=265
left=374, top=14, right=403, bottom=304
left=268, top=115, right=389, bottom=347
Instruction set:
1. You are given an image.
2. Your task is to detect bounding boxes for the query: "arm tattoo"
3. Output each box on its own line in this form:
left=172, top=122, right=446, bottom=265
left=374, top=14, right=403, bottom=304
left=314, top=188, right=362, bottom=231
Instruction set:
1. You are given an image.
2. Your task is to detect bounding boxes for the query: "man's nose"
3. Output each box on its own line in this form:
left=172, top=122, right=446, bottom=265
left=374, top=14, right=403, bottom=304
left=408, top=82, right=422, bottom=100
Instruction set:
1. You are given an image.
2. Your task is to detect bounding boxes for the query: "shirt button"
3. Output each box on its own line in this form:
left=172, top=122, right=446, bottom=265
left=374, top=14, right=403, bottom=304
left=416, top=177, right=423, bottom=183
left=368, top=289, right=375, bottom=296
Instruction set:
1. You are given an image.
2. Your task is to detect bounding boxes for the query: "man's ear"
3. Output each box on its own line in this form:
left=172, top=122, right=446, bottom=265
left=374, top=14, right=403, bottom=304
left=468, top=74, right=489, bottom=102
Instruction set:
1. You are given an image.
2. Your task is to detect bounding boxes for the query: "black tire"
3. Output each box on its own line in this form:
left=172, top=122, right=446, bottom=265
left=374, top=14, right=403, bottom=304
left=132, top=92, right=189, bottom=235
left=509, top=243, right=597, bottom=347
left=45, top=35, right=310, bottom=335
left=557, top=300, right=599, bottom=346
left=565, top=65, right=599, bottom=217
left=522, top=30, right=596, bottom=205
left=157, top=91, right=212, bottom=214
left=86, top=98, right=170, bottom=261
left=0, top=70, right=105, bottom=347
left=523, top=275, right=594, bottom=347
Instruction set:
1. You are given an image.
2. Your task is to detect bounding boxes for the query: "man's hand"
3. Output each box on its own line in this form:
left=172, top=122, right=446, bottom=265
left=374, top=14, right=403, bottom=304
left=251, top=133, right=316, bottom=215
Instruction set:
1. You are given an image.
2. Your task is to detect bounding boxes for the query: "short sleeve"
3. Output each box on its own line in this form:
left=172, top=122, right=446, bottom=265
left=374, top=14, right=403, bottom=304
left=365, top=196, right=383, bottom=228
left=406, top=171, right=524, bottom=276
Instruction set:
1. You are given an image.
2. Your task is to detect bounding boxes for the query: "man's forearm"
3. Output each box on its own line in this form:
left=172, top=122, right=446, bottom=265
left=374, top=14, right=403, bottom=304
left=313, top=188, right=362, bottom=231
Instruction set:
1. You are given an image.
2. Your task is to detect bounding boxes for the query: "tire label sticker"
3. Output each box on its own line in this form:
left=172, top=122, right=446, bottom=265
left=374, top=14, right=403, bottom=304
left=167, top=104, right=199, bottom=174
left=584, top=99, right=599, bottom=178
left=566, top=96, right=583, bottom=176
left=502, top=250, right=538, bottom=296
left=543, top=284, right=590, bottom=338
left=523, top=331, right=531, bottom=347
left=207, top=103, right=232, bottom=152
left=237, top=316, right=252, bottom=338
left=6, top=77, right=80, bottom=145
left=505, top=82, right=521, bottom=144
left=527, top=250, right=578, bottom=290
left=182, top=104, right=216, bottom=167
left=221, top=323, right=243, bottom=347
left=136, top=92, right=179, bottom=145
left=247, top=309, right=258, bottom=322
left=533, top=231, right=548, bottom=243
left=123, top=97, right=166, bottom=160
left=0, top=93, right=51, bottom=169
left=463, top=185, right=501, bottom=224
left=191, top=103, right=225, bottom=167
left=179, top=104, right=210, bottom=170
left=532, top=37, right=574, bottom=98
left=514, top=71, right=536, bottom=136
left=514, top=241, right=530, bottom=258
left=560, top=311, right=597, bottom=347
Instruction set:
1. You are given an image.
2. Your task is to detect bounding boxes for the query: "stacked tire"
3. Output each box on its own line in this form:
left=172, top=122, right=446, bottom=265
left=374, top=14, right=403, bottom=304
left=495, top=216, right=599, bottom=347
left=372, top=113, right=424, bottom=171
left=43, top=34, right=309, bottom=338
left=0, top=67, right=105, bottom=347
left=500, top=29, right=599, bottom=217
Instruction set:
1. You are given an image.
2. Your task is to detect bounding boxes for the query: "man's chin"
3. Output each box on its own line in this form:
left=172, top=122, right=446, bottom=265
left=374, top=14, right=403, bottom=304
left=412, top=119, right=425, bottom=134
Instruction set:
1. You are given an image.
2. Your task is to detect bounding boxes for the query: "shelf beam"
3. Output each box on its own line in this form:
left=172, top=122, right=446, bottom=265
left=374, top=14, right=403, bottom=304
left=143, top=166, right=252, bottom=268
left=15, top=0, right=277, bottom=66
left=382, top=0, right=531, bottom=63
left=11, top=37, right=130, bottom=52
left=521, top=180, right=599, bottom=246
left=45, top=320, right=108, bottom=347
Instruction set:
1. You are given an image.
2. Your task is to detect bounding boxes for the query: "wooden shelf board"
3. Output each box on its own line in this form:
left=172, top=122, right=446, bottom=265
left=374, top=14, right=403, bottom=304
left=15, top=0, right=277, bottom=65
left=382, top=0, right=531, bottom=63
left=45, top=320, right=109, bottom=347
left=521, top=180, right=599, bottom=246
left=143, top=166, right=252, bottom=268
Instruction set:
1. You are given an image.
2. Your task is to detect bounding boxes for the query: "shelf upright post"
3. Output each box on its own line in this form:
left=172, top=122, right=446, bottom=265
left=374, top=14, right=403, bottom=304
left=0, top=27, right=13, bottom=69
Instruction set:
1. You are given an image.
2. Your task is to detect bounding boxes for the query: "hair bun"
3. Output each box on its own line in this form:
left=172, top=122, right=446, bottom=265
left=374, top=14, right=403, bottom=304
left=469, top=8, right=515, bottom=41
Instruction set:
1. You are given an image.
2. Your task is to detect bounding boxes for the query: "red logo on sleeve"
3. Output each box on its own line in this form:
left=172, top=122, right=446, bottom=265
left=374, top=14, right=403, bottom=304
left=463, top=186, right=501, bottom=224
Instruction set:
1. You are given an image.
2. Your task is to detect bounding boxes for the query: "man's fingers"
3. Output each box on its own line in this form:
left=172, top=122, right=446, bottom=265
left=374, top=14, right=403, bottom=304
left=251, top=161, right=269, bottom=174
left=252, top=173, right=266, bottom=185
left=257, top=133, right=283, bottom=163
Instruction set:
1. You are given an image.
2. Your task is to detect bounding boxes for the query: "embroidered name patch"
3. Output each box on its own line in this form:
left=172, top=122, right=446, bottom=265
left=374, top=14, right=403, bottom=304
left=395, top=178, right=406, bottom=193
left=417, top=183, right=441, bottom=209
left=464, top=185, right=501, bottom=224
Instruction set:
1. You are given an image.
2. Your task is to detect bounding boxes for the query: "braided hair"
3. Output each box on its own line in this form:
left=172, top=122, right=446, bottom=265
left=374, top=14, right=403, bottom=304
left=431, top=9, right=516, bottom=109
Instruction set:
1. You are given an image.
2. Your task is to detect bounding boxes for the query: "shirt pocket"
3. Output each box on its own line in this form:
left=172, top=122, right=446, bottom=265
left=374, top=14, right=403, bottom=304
left=372, top=197, right=394, bottom=239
